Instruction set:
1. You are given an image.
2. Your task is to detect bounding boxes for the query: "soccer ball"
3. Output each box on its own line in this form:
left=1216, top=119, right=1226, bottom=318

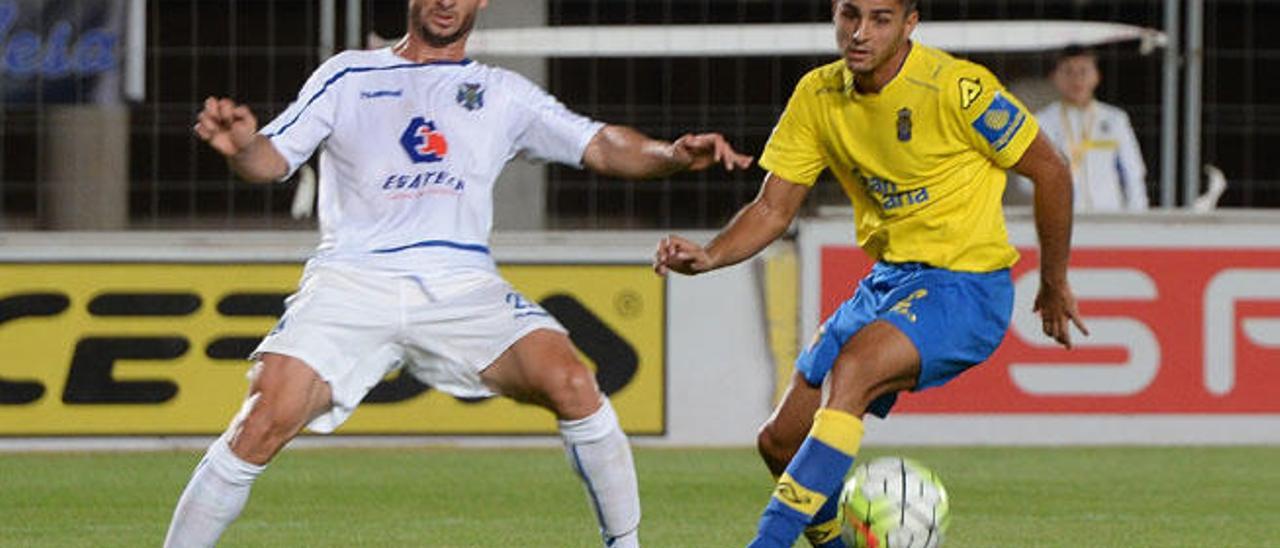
left=839, top=457, right=950, bottom=548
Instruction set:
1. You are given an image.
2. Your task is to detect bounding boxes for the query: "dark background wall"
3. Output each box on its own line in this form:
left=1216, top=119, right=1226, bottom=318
left=1, top=0, right=1273, bottom=229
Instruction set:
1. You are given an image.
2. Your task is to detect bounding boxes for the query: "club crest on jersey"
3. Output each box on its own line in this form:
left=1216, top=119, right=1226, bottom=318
left=897, top=107, right=912, bottom=142
left=400, top=117, right=449, bottom=163
left=456, top=82, right=485, bottom=111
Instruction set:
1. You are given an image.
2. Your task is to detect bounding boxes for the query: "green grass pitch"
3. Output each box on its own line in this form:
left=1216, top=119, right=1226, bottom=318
left=1, top=446, right=1277, bottom=547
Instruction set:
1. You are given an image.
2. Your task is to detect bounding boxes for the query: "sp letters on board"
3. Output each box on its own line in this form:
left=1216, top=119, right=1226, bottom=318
left=0, top=264, right=664, bottom=435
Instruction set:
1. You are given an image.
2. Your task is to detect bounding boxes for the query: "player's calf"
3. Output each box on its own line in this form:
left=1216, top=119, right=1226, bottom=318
left=758, top=418, right=849, bottom=548
left=544, top=361, right=641, bottom=545
left=559, top=397, right=641, bottom=547
left=482, top=330, right=641, bottom=546
left=757, top=372, right=823, bottom=477
left=164, top=355, right=330, bottom=547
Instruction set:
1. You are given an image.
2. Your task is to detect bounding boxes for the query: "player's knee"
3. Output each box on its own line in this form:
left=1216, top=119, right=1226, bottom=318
left=756, top=422, right=797, bottom=475
left=232, top=399, right=303, bottom=463
left=543, top=362, right=600, bottom=419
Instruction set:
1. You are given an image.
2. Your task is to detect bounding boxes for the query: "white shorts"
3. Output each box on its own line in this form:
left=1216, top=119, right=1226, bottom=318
left=252, top=263, right=566, bottom=433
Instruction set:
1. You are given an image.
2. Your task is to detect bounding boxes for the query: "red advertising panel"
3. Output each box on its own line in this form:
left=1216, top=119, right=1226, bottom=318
left=819, top=246, right=1280, bottom=414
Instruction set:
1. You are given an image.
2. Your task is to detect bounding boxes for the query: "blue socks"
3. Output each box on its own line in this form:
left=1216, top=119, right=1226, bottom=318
left=748, top=409, right=864, bottom=548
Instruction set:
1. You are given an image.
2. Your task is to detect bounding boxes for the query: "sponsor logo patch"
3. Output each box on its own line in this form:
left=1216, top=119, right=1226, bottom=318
left=970, top=92, right=1026, bottom=152
left=399, top=117, right=449, bottom=163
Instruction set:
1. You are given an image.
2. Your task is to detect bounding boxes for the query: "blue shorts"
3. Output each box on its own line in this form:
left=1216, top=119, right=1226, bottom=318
left=796, top=262, right=1013, bottom=417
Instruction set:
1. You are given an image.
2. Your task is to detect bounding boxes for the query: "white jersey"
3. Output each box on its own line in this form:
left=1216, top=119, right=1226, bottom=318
left=261, top=48, right=604, bottom=276
left=1036, top=100, right=1148, bottom=212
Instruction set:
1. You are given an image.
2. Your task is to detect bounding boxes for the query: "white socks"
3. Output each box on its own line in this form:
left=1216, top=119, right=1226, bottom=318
left=163, top=402, right=637, bottom=547
left=163, top=436, right=266, bottom=548
left=559, top=398, right=642, bottom=548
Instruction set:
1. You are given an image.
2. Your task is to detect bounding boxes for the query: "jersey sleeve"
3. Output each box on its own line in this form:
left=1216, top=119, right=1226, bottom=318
left=510, top=74, right=605, bottom=168
left=758, top=72, right=827, bottom=185
left=943, top=62, right=1039, bottom=169
left=260, top=54, right=347, bottom=180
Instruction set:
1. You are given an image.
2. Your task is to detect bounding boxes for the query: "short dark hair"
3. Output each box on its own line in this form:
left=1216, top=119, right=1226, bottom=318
left=1055, top=44, right=1097, bottom=67
left=834, top=0, right=919, bottom=14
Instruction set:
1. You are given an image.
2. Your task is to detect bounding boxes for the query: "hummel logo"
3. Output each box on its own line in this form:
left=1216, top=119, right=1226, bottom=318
left=361, top=89, right=403, bottom=99
left=889, top=288, right=929, bottom=323
left=775, top=482, right=812, bottom=506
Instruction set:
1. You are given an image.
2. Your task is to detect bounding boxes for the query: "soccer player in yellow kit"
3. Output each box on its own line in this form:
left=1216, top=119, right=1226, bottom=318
left=655, top=0, right=1088, bottom=546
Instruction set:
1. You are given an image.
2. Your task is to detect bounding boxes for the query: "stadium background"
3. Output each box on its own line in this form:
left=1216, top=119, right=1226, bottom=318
left=0, top=0, right=1277, bottom=437
left=0, top=0, right=1275, bottom=439
left=0, top=0, right=1277, bottom=230
left=2, top=1, right=1279, bottom=546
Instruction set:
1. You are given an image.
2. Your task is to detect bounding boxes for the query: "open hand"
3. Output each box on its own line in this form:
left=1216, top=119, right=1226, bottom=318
left=672, top=133, right=753, bottom=172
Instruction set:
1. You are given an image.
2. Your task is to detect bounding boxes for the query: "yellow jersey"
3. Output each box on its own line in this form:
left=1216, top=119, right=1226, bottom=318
left=759, top=43, right=1037, bottom=272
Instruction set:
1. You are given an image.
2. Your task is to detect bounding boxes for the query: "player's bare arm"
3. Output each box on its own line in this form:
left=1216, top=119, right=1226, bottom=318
left=193, top=96, right=289, bottom=184
left=1013, top=131, right=1090, bottom=348
left=654, top=173, right=809, bottom=276
left=582, top=125, right=753, bottom=180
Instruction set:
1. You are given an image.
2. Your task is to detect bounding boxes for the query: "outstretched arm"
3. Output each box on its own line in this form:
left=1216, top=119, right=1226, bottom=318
left=581, top=125, right=753, bottom=180
left=193, top=97, right=289, bottom=184
left=1013, top=131, right=1089, bottom=348
left=654, top=173, right=809, bottom=276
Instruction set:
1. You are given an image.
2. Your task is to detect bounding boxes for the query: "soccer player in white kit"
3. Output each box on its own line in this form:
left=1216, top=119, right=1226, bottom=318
left=166, top=1, right=753, bottom=546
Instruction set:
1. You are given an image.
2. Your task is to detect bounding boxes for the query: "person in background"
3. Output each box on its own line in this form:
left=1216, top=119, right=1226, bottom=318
left=1037, top=44, right=1149, bottom=212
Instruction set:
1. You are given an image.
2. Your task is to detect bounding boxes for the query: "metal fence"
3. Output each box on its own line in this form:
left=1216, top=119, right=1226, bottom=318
left=0, top=0, right=1273, bottom=231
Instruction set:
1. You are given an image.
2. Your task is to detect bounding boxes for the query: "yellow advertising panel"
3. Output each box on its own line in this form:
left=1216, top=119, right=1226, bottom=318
left=0, top=263, right=664, bottom=435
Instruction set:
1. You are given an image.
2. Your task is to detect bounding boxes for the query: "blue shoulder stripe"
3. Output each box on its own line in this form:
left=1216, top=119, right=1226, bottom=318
left=266, top=58, right=473, bottom=138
